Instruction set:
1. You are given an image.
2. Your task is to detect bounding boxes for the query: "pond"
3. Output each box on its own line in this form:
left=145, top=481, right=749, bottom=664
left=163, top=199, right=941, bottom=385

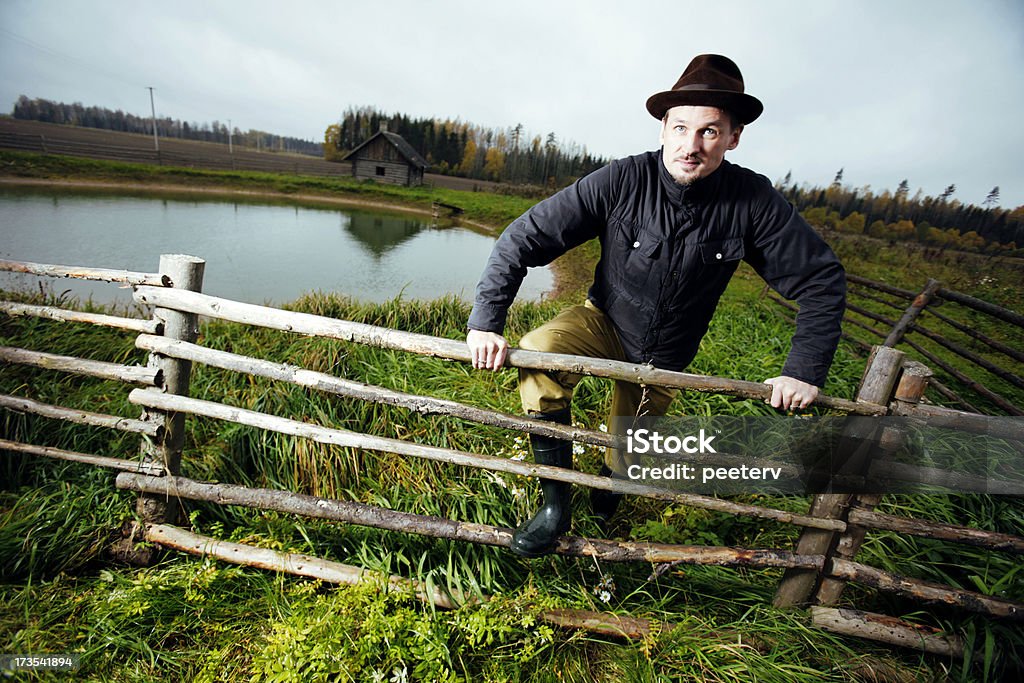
left=0, top=187, right=552, bottom=307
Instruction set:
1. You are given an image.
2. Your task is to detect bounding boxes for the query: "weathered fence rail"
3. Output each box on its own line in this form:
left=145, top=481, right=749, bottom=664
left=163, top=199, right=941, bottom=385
left=769, top=272, right=1024, bottom=415
left=2, top=254, right=1023, bottom=658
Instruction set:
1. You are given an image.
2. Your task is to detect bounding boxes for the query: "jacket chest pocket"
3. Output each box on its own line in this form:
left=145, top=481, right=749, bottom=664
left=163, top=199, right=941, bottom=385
left=609, top=220, right=663, bottom=292
left=697, top=237, right=745, bottom=266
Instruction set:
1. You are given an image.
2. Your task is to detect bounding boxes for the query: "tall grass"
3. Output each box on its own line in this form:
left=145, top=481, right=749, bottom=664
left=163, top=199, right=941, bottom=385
left=2, top=161, right=1023, bottom=678
left=3, top=279, right=1020, bottom=681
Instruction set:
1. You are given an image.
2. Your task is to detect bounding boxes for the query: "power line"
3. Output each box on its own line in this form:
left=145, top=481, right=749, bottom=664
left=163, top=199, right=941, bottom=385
left=0, top=27, right=146, bottom=91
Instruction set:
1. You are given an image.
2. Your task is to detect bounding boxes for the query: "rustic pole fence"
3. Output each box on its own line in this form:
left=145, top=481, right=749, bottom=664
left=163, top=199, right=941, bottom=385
left=3, top=255, right=1024, bottom=654
left=920, top=306, right=1024, bottom=364
left=768, top=293, right=980, bottom=411
left=135, top=254, right=205, bottom=528
left=115, top=473, right=826, bottom=569
left=124, top=387, right=847, bottom=532
left=131, top=286, right=881, bottom=416
left=850, top=303, right=1024, bottom=393
left=132, top=334, right=621, bottom=451
left=772, top=272, right=1024, bottom=415
left=813, top=360, right=932, bottom=606
left=773, top=346, right=906, bottom=609
left=0, top=301, right=162, bottom=334
left=883, top=278, right=942, bottom=347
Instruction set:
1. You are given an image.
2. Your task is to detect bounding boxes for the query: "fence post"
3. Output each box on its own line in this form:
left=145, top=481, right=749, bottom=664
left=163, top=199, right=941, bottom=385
left=813, top=359, right=933, bottom=605
left=883, top=278, right=942, bottom=348
left=773, top=345, right=905, bottom=608
left=136, top=254, right=205, bottom=526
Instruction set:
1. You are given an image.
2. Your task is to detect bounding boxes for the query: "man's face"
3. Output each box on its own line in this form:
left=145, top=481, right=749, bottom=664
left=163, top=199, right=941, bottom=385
left=659, top=105, right=742, bottom=185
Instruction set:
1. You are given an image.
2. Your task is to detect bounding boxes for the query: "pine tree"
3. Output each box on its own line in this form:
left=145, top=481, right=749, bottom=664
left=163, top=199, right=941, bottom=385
left=984, top=186, right=1000, bottom=209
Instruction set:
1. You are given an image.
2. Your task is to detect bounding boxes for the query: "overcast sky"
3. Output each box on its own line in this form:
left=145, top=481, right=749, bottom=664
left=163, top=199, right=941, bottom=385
left=1, top=0, right=1021, bottom=208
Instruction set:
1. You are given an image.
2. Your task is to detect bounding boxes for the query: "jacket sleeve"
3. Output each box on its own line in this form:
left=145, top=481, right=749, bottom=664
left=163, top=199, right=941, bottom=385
left=467, top=165, right=615, bottom=333
left=745, top=188, right=846, bottom=387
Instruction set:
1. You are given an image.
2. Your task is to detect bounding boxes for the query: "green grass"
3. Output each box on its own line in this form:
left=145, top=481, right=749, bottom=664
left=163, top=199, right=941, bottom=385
left=2, top=284, right=1020, bottom=682
left=2, top=157, right=1023, bottom=680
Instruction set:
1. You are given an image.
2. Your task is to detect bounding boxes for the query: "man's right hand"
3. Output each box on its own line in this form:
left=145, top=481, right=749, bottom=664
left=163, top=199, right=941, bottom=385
left=467, top=329, right=509, bottom=371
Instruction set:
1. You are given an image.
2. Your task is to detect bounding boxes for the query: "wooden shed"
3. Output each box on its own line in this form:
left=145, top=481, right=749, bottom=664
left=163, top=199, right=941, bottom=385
left=342, top=128, right=429, bottom=186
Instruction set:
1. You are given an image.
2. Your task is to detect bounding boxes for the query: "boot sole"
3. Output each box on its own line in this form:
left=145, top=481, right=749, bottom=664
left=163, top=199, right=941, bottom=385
left=508, top=538, right=561, bottom=558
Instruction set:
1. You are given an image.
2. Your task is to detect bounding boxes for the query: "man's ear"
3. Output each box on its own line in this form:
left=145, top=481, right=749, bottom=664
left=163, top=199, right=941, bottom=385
left=728, top=124, right=743, bottom=151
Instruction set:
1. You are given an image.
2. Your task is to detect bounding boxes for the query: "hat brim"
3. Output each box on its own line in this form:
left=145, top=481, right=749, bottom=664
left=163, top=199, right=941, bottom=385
left=646, top=89, right=763, bottom=125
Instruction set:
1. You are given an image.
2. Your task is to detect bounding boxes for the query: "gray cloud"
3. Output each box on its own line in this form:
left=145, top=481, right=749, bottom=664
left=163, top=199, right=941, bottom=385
left=2, top=0, right=1021, bottom=207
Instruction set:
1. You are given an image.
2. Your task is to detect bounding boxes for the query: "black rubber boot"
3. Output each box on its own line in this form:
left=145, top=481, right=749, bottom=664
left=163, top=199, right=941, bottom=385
left=510, top=409, right=572, bottom=558
left=590, top=464, right=623, bottom=532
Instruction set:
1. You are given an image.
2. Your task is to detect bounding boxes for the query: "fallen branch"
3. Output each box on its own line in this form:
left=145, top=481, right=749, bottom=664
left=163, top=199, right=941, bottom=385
left=146, top=523, right=469, bottom=608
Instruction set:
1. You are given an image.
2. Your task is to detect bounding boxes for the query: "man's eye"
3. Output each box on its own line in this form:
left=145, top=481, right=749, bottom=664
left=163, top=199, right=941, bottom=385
left=674, top=126, right=686, bottom=133
left=703, top=129, right=719, bottom=138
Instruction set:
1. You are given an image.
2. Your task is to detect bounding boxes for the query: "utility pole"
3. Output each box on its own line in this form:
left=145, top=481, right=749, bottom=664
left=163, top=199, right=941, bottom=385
left=228, top=118, right=233, bottom=154
left=147, top=87, right=159, bottom=152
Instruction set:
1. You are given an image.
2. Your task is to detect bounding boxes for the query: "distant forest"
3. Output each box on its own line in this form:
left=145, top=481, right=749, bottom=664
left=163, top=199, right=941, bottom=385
left=325, top=106, right=608, bottom=188
left=11, top=96, right=323, bottom=156
left=778, top=170, right=1022, bottom=254
left=9, top=96, right=1021, bottom=252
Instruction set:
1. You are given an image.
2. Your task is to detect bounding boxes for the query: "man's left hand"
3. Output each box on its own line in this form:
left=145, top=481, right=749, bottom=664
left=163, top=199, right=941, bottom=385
left=763, top=376, right=819, bottom=410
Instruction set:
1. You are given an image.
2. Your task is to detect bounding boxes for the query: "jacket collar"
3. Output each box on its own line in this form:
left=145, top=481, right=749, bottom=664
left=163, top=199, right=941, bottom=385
left=656, top=150, right=727, bottom=205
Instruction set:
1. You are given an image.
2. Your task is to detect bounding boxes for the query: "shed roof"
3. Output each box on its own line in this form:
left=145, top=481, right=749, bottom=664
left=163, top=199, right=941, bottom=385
left=342, top=131, right=429, bottom=169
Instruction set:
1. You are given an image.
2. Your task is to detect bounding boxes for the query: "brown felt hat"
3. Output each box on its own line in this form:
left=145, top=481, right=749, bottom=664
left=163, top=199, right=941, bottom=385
left=646, top=54, right=763, bottom=124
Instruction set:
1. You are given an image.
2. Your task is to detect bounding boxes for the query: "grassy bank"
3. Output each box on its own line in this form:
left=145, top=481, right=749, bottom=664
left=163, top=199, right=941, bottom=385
left=0, top=151, right=537, bottom=229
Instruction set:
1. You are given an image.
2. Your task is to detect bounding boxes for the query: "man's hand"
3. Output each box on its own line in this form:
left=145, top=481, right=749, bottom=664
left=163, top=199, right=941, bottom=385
left=763, top=376, right=819, bottom=410
left=467, top=329, right=509, bottom=371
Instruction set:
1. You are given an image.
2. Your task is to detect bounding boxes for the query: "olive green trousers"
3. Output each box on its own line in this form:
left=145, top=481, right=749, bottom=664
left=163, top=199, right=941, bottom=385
left=517, top=300, right=677, bottom=474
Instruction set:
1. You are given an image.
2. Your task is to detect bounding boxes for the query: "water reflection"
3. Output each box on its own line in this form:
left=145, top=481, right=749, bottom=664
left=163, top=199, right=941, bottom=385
left=344, top=212, right=426, bottom=259
left=0, top=188, right=553, bottom=306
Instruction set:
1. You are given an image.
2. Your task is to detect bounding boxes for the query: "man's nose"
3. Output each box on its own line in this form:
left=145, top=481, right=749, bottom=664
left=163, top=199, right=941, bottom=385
left=679, top=132, right=701, bottom=154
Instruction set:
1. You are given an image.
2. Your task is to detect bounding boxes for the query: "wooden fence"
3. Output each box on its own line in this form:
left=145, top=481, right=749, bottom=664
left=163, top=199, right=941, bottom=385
left=768, top=273, right=1024, bottom=416
left=2, top=255, right=1022, bottom=655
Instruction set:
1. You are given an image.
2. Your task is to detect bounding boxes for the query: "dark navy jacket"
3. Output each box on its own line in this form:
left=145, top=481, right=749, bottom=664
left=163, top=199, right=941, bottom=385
left=467, top=151, right=846, bottom=387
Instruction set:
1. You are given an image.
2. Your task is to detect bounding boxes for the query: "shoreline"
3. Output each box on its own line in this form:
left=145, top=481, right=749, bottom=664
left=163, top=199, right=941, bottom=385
left=0, top=176, right=581, bottom=304
left=0, top=176, right=459, bottom=225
